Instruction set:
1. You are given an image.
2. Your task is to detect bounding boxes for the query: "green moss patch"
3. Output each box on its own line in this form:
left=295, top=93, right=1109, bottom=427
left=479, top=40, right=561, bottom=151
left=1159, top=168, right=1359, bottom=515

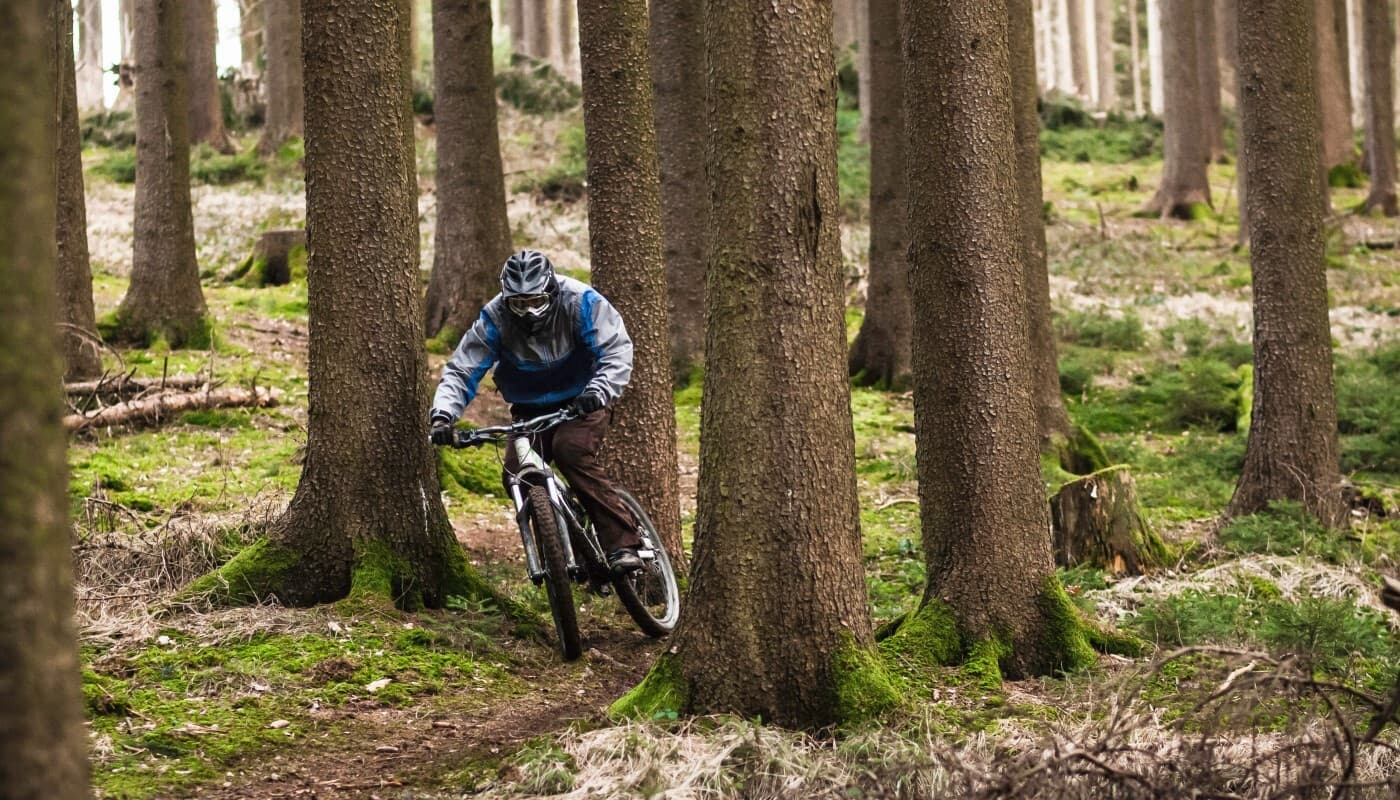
left=609, top=653, right=689, bottom=720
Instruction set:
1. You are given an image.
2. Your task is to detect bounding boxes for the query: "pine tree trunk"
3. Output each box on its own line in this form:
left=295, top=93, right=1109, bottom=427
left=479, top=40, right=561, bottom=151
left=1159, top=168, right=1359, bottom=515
left=425, top=0, right=513, bottom=340
left=1348, top=0, right=1365, bottom=128
left=857, top=0, right=871, bottom=140
left=662, top=0, right=880, bottom=728
left=849, top=0, right=910, bottom=390
left=114, top=0, right=137, bottom=112
left=1317, top=0, right=1356, bottom=168
left=555, top=0, right=577, bottom=81
left=649, top=0, right=708, bottom=379
left=577, top=0, right=684, bottom=570
left=1011, top=0, right=1073, bottom=444
left=1095, top=0, right=1117, bottom=109
left=834, top=0, right=859, bottom=50
left=117, top=0, right=209, bottom=346
left=1232, top=0, right=1347, bottom=529
left=259, top=0, right=304, bottom=153
left=77, top=0, right=105, bottom=113
left=1066, top=0, right=1090, bottom=97
left=1222, top=0, right=1249, bottom=242
left=1148, top=0, right=1164, bottom=113
left=239, top=0, right=264, bottom=79
left=905, top=0, right=1089, bottom=678
left=1130, top=0, right=1144, bottom=115
left=1056, top=0, right=1075, bottom=94
left=0, top=1, right=91, bottom=794
left=508, top=0, right=526, bottom=54
left=187, top=0, right=234, bottom=152
left=53, top=0, right=103, bottom=380
left=1144, top=0, right=1211, bottom=218
left=525, top=0, right=550, bottom=61
left=1360, top=0, right=1397, bottom=214
left=1196, top=0, right=1225, bottom=162
left=1035, top=0, right=1052, bottom=90
left=244, top=0, right=484, bottom=607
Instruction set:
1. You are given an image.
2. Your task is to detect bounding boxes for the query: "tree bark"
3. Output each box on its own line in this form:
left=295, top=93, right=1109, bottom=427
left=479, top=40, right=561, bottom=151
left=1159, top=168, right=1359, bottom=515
left=1196, top=0, right=1225, bottom=162
left=524, top=0, right=551, bottom=61
left=1051, top=468, right=1167, bottom=576
left=1095, top=0, right=1117, bottom=109
left=1066, top=0, right=1090, bottom=97
left=1056, top=0, right=1075, bottom=94
left=834, top=0, right=859, bottom=50
left=556, top=0, right=577, bottom=81
left=187, top=0, right=234, bottom=152
left=117, top=0, right=209, bottom=346
left=52, top=0, right=103, bottom=380
left=259, top=0, right=304, bottom=153
left=506, top=0, right=525, bottom=53
left=0, top=1, right=91, bottom=794
left=1144, top=0, right=1212, bottom=218
left=1232, top=0, right=1347, bottom=529
left=114, top=0, right=137, bottom=112
left=1349, top=0, right=1365, bottom=128
left=904, top=0, right=1090, bottom=677
left=1148, top=0, right=1164, bottom=113
left=1130, top=0, right=1144, bottom=114
left=577, top=0, right=684, bottom=571
left=77, top=0, right=105, bottom=113
left=1012, top=0, right=1073, bottom=444
left=239, top=0, right=264, bottom=79
left=1360, top=0, right=1397, bottom=215
left=659, top=0, right=881, bottom=728
left=848, top=0, right=910, bottom=390
left=649, top=0, right=708, bottom=379
left=1317, top=0, right=1356, bottom=168
left=1223, top=0, right=1249, bottom=242
left=227, top=0, right=487, bottom=607
left=425, top=0, right=513, bottom=340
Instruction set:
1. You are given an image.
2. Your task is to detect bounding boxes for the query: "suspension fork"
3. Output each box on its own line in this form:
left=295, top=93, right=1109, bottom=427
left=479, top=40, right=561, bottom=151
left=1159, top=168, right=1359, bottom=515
left=508, top=479, right=545, bottom=583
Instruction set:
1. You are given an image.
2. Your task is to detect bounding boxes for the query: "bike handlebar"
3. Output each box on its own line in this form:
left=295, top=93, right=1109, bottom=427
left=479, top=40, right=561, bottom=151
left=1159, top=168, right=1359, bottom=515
left=445, top=408, right=579, bottom=449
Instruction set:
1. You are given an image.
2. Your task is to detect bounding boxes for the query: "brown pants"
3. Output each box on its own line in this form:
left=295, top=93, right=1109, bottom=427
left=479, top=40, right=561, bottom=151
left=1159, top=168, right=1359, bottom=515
left=504, top=408, right=641, bottom=552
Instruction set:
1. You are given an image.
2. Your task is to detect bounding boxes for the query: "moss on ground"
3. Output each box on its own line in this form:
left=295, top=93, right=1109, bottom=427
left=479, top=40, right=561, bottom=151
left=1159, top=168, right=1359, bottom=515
left=831, top=639, right=903, bottom=724
left=98, top=310, right=218, bottom=351
left=179, top=537, right=301, bottom=606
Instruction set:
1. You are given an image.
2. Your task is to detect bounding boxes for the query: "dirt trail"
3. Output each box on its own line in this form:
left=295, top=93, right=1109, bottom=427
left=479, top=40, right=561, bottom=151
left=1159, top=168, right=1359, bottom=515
left=193, top=629, right=657, bottom=799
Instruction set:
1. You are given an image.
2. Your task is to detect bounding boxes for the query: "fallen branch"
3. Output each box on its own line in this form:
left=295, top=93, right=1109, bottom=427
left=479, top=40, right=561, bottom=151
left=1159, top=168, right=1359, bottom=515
left=65, top=387, right=280, bottom=432
left=64, top=373, right=211, bottom=396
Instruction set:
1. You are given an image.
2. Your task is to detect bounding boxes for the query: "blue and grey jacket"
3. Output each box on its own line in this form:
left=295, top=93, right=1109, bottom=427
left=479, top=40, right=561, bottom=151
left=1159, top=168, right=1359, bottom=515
left=432, top=276, right=633, bottom=418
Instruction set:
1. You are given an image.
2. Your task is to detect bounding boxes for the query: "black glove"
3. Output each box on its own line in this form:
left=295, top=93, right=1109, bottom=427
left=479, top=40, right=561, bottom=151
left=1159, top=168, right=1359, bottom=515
left=430, top=411, right=456, bottom=446
left=571, top=390, right=605, bottom=416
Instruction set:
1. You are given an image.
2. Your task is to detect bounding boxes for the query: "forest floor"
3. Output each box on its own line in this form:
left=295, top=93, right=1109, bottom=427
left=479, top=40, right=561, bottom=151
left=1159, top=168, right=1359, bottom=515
left=72, top=102, right=1400, bottom=798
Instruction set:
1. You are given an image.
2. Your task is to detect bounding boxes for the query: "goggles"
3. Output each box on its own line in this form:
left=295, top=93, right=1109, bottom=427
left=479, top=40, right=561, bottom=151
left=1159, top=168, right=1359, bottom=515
left=506, top=293, right=552, bottom=317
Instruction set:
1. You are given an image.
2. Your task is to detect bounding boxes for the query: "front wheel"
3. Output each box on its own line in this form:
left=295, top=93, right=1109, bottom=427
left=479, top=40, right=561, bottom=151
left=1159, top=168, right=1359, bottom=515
left=612, top=490, right=681, bottom=637
left=527, top=485, right=582, bottom=660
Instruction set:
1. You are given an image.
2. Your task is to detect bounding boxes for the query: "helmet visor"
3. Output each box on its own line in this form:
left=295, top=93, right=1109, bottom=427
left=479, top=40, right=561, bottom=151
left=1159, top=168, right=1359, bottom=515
left=507, top=293, right=552, bottom=317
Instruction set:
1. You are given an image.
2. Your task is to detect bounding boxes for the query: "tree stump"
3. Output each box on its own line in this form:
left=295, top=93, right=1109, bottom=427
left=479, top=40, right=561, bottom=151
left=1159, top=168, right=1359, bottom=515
left=229, top=229, right=306, bottom=287
left=1051, top=467, right=1168, bottom=576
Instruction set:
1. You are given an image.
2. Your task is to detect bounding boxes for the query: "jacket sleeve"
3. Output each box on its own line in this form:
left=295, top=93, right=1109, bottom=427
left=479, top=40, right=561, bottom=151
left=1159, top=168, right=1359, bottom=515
left=432, top=311, right=500, bottom=419
left=579, top=290, right=633, bottom=404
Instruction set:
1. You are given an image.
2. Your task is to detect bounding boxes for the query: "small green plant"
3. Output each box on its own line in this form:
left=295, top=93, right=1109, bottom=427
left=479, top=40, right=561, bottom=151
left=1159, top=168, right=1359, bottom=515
left=1217, top=501, right=1351, bottom=562
left=1259, top=597, right=1394, bottom=675
left=191, top=145, right=267, bottom=185
left=1335, top=342, right=1400, bottom=475
left=1056, top=309, right=1146, bottom=351
left=496, top=55, right=581, bottom=113
left=92, top=149, right=137, bottom=183
left=81, top=110, right=137, bottom=148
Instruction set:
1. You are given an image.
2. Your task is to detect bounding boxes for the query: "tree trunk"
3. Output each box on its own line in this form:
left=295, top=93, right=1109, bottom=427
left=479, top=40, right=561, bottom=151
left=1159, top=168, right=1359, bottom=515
left=204, top=0, right=492, bottom=608
left=1349, top=0, right=1365, bottom=128
left=1035, top=0, right=1052, bottom=90
left=1011, top=0, right=1073, bottom=444
left=1317, top=0, right=1356, bottom=168
left=1095, top=0, right=1117, bottom=109
left=0, top=1, right=91, bottom=795
left=117, top=0, right=209, bottom=346
left=425, top=0, right=513, bottom=340
left=524, top=0, right=550, bottom=61
left=114, top=0, right=137, bottom=112
left=1148, top=0, right=1164, bottom=113
left=1130, top=0, right=1144, bottom=115
left=628, top=0, right=887, bottom=728
left=1051, top=468, right=1168, bottom=576
left=508, top=0, right=526, bottom=54
left=649, top=0, right=708, bottom=379
left=77, top=0, right=105, bottom=113
left=1224, top=0, right=1249, bottom=242
left=848, top=0, right=910, bottom=390
left=1196, top=0, right=1225, bottom=162
left=900, top=0, right=1094, bottom=679
left=857, top=0, right=871, bottom=140
left=556, top=0, right=577, bottom=81
left=228, top=228, right=306, bottom=286
left=1056, top=0, right=1075, bottom=94
left=1361, top=0, right=1397, bottom=215
left=259, top=0, right=304, bottom=153
left=577, top=0, right=684, bottom=571
left=186, top=0, right=234, bottom=152
left=52, top=0, right=103, bottom=381
left=1231, top=0, right=1347, bottom=529
left=1144, top=0, right=1212, bottom=218
left=239, top=0, right=264, bottom=79
left=1066, top=0, right=1090, bottom=97
left=834, top=0, right=859, bottom=50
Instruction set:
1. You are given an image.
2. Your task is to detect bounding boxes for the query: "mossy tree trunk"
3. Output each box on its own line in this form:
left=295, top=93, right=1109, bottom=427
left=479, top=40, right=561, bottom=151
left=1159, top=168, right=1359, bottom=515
left=51, top=0, right=104, bottom=381
left=848, top=0, right=911, bottom=390
left=259, top=0, right=303, bottom=154
left=1143, top=0, right=1212, bottom=219
left=1011, top=0, right=1073, bottom=444
left=0, top=0, right=91, bottom=792
left=577, top=0, right=685, bottom=568
left=1360, top=0, right=1397, bottom=215
left=649, top=0, right=709, bottom=380
left=424, top=0, right=513, bottom=341
left=621, top=0, right=892, bottom=729
left=1231, top=0, right=1348, bottom=529
left=186, top=0, right=234, bottom=153
left=117, top=0, right=210, bottom=347
left=899, top=0, right=1096, bottom=680
left=198, top=0, right=492, bottom=609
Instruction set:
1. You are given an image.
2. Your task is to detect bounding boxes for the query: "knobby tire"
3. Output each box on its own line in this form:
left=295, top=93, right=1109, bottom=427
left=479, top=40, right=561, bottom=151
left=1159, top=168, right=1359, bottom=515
left=527, top=485, right=582, bottom=660
left=612, top=489, right=681, bottom=637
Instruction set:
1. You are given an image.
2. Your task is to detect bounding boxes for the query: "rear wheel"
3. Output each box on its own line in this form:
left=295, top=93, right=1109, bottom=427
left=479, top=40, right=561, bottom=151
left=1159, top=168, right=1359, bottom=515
left=612, top=489, right=681, bottom=637
left=527, top=485, right=582, bottom=660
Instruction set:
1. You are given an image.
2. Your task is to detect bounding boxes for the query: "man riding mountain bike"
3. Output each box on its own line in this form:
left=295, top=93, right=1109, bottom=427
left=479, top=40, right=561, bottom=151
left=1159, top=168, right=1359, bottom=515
left=429, top=249, right=645, bottom=574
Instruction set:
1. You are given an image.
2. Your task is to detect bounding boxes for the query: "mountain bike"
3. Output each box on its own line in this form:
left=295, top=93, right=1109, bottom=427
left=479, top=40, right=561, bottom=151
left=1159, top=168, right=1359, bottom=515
left=442, top=409, right=681, bottom=660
